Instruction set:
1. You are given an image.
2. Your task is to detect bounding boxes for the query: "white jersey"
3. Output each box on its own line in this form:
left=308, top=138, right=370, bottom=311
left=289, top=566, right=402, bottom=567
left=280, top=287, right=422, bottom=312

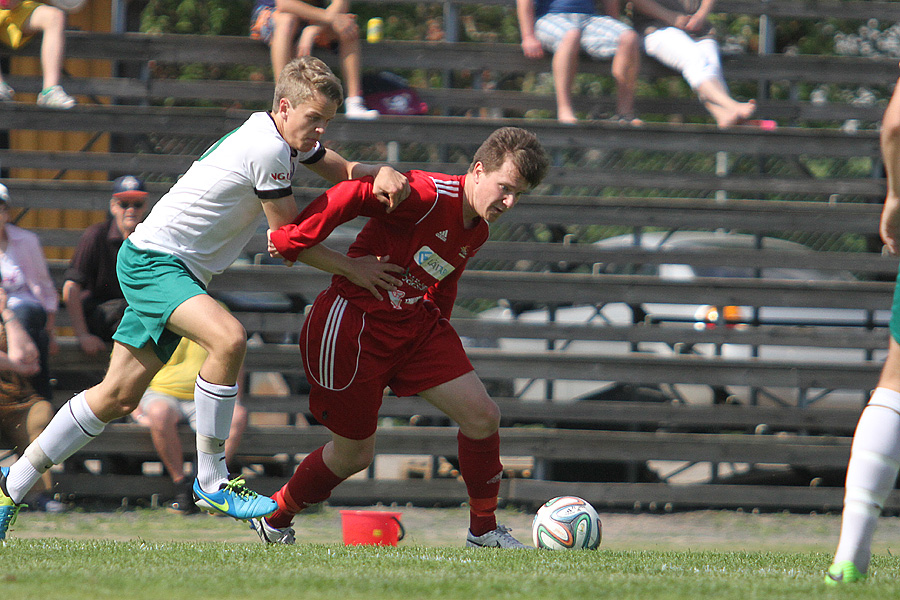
left=129, top=111, right=323, bottom=285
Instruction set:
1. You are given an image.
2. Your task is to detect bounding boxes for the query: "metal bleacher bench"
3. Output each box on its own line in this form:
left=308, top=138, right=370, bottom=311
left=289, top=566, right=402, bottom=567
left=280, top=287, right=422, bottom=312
left=1, top=24, right=896, bottom=123
left=3, top=15, right=899, bottom=510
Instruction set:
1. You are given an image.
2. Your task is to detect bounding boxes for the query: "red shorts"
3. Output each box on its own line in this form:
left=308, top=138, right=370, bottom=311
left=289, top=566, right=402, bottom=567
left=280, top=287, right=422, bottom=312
left=301, top=286, right=474, bottom=440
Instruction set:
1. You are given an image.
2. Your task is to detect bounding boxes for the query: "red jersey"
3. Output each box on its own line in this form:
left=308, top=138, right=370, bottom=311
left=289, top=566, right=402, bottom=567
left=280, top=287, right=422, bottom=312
left=270, top=170, right=489, bottom=319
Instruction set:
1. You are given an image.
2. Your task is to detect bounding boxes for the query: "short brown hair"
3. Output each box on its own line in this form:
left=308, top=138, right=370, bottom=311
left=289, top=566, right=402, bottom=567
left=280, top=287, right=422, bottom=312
left=273, top=56, right=344, bottom=112
left=468, top=127, right=549, bottom=189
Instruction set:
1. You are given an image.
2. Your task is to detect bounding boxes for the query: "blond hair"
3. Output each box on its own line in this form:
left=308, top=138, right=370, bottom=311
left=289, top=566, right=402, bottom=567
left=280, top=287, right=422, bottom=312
left=273, top=56, right=344, bottom=112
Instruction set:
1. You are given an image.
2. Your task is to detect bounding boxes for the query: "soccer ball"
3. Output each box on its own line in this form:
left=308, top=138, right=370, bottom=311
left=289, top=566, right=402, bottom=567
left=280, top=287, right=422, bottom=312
left=532, top=496, right=602, bottom=550
left=49, top=0, right=87, bottom=12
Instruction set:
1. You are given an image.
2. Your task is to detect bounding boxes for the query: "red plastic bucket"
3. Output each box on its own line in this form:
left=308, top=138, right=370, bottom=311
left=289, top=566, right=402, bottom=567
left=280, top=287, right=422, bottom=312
left=340, top=510, right=405, bottom=546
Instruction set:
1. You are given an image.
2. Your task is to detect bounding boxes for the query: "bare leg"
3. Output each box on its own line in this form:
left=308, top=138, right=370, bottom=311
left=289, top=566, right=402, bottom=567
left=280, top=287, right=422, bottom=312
left=321, top=432, right=376, bottom=478
left=696, top=78, right=756, bottom=128
left=225, top=402, right=248, bottom=465
left=22, top=401, right=53, bottom=495
left=269, top=12, right=300, bottom=80
left=86, top=342, right=165, bottom=422
left=137, top=400, right=188, bottom=484
left=551, top=28, right=583, bottom=124
left=419, top=371, right=500, bottom=440
left=166, top=295, right=246, bottom=386
left=611, top=29, right=640, bottom=120
left=335, top=28, right=364, bottom=99
left=23, top=4, right=67, bottom=90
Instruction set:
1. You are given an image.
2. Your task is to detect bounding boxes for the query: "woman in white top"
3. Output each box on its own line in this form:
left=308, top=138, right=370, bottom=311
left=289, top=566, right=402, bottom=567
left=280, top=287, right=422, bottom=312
left=0, top=183, right=58, bottom=400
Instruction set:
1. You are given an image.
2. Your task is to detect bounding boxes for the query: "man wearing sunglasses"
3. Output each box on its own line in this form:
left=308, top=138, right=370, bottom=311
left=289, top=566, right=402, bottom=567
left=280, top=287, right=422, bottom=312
left=62, top=175, right=149, bottom=356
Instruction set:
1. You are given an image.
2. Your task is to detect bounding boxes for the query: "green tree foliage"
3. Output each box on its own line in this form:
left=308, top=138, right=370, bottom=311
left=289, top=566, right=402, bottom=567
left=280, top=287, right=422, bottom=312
left=140, top=0, right=253, bottom=36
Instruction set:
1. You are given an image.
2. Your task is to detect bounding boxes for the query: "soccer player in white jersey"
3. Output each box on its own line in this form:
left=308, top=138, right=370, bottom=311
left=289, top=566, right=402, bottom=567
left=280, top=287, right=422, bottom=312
left=0, top=56, right=409, bottom=537
left=826, top=67, right=900, bottom=585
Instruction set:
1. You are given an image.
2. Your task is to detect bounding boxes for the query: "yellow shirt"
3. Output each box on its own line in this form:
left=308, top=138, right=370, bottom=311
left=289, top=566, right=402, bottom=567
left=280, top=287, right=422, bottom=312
left=147, top=337, right=208, bottom=401
left=0, top=1, right=41, bottom=50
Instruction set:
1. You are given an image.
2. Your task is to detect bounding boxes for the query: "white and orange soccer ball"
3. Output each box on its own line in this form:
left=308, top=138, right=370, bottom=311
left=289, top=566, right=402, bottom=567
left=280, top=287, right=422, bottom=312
left=532, top=496, right=602, bottom=550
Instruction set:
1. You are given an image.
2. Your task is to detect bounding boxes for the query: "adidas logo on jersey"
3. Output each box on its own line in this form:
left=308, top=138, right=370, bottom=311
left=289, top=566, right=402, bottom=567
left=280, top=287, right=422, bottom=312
left=435, top=230, right=448, bottom=241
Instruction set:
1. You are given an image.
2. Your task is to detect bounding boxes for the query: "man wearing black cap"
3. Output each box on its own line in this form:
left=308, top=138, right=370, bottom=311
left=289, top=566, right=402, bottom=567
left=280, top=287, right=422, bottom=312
left=62, top=176, right=149, bottom=355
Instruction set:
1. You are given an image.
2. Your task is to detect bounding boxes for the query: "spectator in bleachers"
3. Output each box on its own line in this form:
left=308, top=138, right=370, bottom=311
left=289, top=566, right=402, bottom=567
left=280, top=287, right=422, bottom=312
left=516, top=0, right=641, bottom=124
left=630, top=0, right=756, bottom=128
left=62, top=176, right=148, bottom=356
left=250, top=0, right=378, bottom=119
left=0, top=183, right=57, bottom=401
left=0, top=0, right=76, bottom=109
left=131, top=336, right=248, bottom=515
left=0, top=288, right=64, bottom=513
left=825, top=69, right=900, bottom=586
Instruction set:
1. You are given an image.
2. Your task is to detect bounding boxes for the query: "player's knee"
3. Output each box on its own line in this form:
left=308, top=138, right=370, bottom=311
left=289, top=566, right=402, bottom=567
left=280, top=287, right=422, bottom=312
left=344, top=448, right=375, bottom=475
left=107, top=390, right=142, bottom=416
left=463, top=398, right=501, bottom=436
left=99, top=379, right=144, bottom=415
left=216, top=322, right=247, bottom=361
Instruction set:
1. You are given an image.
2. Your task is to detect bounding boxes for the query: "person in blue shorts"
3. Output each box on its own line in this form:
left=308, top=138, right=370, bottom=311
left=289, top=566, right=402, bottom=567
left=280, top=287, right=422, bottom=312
left=516, top=0, right=640, bottom=124
left=0, top=56, right=408, bottom=539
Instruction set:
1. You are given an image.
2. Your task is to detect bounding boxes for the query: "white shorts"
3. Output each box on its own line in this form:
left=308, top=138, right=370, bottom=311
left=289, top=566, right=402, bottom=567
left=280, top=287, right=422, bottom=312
left=134, top=390, right=198, bottom=431
left=643, top=28, right=724, bottom=90
left=535, top=13, right=631, bottom=59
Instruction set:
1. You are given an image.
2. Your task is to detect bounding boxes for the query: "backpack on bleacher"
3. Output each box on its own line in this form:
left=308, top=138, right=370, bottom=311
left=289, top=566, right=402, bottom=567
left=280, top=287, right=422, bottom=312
left=362, top=72, right=428, bottom=115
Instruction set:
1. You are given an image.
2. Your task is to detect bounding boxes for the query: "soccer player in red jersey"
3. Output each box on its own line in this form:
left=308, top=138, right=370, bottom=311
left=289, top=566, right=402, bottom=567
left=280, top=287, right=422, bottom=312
left=257, top=127, right=549, bottom=547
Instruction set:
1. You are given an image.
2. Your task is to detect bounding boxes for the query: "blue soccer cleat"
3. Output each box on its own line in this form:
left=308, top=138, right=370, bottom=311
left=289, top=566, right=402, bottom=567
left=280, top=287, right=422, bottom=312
left=192, top=477, right=277, bottom=520
left=0, top=467, right=23, bottom=541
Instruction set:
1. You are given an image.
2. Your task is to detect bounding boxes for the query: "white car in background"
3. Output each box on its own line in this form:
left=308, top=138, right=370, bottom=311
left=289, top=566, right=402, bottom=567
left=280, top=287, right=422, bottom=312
left=474, top=231, right=889, bottom=407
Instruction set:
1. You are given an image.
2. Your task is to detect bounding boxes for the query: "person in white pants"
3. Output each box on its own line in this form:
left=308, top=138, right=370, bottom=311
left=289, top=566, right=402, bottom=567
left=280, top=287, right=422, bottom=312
left=631, top=0, right=756, bottom=128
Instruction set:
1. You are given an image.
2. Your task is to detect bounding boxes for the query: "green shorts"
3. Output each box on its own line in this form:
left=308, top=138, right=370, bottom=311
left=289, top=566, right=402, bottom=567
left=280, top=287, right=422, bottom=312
left=113, top=239, right=206, bottom=362
left=891, top=269, right=900, bottom=345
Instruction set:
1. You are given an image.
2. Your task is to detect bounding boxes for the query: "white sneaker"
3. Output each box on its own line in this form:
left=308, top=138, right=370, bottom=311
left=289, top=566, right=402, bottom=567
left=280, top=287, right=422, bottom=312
left=466, top=525, right=529, bottom=549
left=0, top=82, right=14, bottom=102
left=345, top=96, right=379, bottom=120
left=37, top=85, right=76, bottom=109
left=249, top=517, right=296, bottom=544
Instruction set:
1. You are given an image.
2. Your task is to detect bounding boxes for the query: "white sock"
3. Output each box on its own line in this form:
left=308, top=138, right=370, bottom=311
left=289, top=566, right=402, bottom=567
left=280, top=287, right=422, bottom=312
left=834, top=387, right=900, bottom=572
left=5, top=460, right=40, bottom=505
left=6, top=392, right=106, bottom=503
left=194, top=377, right=237, bottom=492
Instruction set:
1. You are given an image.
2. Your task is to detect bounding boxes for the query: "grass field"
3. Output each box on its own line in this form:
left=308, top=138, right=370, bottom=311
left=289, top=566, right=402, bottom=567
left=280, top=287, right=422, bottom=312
left=3, top=505, right=900, bottom=599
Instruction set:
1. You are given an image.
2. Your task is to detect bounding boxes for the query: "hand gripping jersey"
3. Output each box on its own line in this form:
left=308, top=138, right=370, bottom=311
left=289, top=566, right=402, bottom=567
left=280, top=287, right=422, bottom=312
left=270, top=170, right=489, bottom=318
left=128, top=112, right=324, bottom=286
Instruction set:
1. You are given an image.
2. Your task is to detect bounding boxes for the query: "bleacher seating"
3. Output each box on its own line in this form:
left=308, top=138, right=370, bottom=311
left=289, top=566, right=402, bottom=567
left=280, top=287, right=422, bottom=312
left=1, top=7, right=899, bottom=511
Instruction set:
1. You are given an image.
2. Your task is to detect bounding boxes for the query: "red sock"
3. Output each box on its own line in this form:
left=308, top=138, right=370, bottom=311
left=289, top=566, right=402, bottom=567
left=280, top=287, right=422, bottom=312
left=457, top=430, right=502, bottom=536
left=267, top=446, right=344, bottom=529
